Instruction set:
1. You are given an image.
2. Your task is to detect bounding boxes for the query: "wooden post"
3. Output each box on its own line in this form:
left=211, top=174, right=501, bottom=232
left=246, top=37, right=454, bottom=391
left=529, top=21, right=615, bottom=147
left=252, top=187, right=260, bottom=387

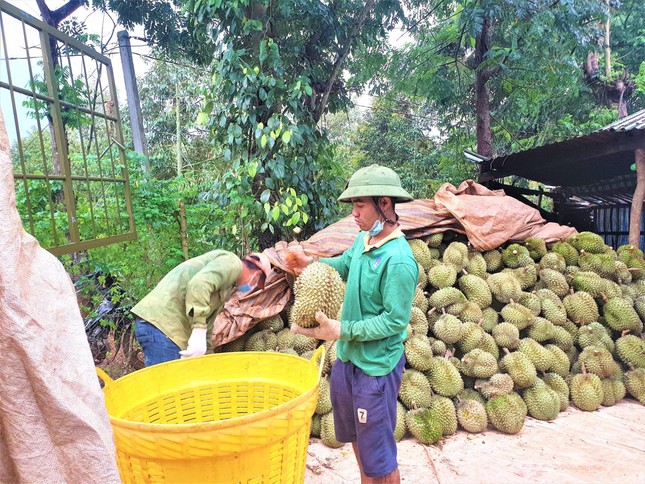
left=629, top=148, right=645, bottom=248
left=117, top=30, right=149, bottom=171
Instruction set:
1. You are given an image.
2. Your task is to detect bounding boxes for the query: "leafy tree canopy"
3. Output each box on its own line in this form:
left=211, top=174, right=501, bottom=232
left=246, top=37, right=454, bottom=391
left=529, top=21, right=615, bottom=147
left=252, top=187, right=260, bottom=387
left=385, top=0, right=612, bottom=155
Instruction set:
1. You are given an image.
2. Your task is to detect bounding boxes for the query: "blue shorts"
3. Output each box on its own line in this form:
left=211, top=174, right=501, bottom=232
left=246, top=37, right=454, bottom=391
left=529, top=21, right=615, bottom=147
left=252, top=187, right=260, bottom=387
left=134, top=317, right=181, bottom=366
left=329, top=355, right=405, bottom=478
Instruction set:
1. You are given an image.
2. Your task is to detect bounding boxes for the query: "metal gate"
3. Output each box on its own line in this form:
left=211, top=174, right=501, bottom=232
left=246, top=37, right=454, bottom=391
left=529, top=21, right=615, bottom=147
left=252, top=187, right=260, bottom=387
left=1, top=0, right=135, bottom=256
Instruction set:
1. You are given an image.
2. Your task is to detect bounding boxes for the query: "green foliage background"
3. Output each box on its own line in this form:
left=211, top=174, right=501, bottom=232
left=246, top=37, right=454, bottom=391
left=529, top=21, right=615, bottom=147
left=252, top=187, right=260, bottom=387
left=11, top=0, right=645, bottom=312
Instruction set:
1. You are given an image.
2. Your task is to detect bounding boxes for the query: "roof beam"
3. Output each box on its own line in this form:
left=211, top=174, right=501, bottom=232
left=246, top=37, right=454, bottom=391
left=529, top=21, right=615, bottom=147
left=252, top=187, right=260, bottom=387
left=479, top=130, right=644, bottom=184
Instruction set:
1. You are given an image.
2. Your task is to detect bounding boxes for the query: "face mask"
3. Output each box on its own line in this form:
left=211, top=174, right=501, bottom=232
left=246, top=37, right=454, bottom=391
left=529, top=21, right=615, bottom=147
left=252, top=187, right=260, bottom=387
left=237, top=283, right=253, bottom=294
left=368, top=219, right=384, bottom=236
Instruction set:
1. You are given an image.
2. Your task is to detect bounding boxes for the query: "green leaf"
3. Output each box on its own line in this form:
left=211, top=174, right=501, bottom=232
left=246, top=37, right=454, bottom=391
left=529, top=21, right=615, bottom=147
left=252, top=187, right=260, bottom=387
left=259, top=41, right=267, bottom=63
left=248, top=162, right=257, bottom=178
left=260, top=189, right=271, bottom=203
left=196, top=111, right=209, bottom=125
left=271, top=206, right=280, bottom=221
left=281, top=130, right=292, bottom=144
left=260, top=134, right=268, bottom=148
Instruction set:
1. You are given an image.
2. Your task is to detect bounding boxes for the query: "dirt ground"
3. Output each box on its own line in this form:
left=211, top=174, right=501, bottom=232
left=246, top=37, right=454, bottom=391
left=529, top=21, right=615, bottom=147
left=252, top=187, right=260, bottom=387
left=96, top=331, right=144, bottom=380
left=304, top=399, right=645, bottom=484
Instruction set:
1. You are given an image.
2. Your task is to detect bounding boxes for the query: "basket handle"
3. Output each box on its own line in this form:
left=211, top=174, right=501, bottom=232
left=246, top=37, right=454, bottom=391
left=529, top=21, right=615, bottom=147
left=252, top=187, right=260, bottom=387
left=96, top=367, right=114, bottom=389
left=311, top=344, right=326, bottom=380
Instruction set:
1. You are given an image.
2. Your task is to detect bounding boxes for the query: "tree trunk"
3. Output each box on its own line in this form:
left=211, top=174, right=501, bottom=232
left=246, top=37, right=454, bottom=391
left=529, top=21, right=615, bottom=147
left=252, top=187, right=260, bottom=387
left=616, top=79, right=628, bottom=119
left=37, top=1, right=83, bottom=201
left=629, top=148, right=645, bottom=248
left=179, top=201, right=189, bottom=260
left=176, top=81, right=182, bottom=176
left=474, top=16, right=493, bottom=158
left=313, top=0, right=376, bottom=123
left=604, top=0, right=611, bottom=78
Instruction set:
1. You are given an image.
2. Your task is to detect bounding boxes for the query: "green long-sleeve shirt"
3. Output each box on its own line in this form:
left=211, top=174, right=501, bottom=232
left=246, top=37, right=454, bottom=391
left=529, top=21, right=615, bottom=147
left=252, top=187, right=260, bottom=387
left=131, top=250, right=242, bottom=350
left=320, top=228, right=418, bottom=376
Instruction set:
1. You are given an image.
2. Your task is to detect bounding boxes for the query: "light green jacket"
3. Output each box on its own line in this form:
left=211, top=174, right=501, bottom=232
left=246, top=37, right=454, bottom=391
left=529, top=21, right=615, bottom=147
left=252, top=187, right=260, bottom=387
left=131, top=250, right=241, bottom=350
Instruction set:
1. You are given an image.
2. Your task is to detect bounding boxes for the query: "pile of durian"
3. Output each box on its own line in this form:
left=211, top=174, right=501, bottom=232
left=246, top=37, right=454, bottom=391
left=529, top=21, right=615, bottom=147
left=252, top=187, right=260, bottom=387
left=219, top=231, right=645, bottom=448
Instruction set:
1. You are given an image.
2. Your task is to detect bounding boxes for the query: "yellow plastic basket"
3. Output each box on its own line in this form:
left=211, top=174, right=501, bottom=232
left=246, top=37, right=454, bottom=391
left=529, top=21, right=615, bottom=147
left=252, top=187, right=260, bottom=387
left=97, top=345, right=324, bottom=484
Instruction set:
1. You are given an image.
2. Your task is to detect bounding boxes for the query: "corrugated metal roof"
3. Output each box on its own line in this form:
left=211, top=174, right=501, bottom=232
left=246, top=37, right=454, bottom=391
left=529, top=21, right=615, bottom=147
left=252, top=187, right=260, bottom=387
left=601, top=108, right=645, bottom=132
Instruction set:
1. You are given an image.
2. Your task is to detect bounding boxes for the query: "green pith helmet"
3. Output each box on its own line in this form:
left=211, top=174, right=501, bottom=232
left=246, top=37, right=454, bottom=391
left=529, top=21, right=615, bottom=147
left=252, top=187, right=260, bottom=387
left=337, top=164, right=414, bottom=203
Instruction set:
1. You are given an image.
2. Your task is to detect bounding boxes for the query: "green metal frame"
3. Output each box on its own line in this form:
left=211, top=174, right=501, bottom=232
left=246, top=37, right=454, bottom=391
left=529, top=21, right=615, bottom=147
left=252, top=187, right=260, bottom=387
left=1, top=0, right=136, bottom=256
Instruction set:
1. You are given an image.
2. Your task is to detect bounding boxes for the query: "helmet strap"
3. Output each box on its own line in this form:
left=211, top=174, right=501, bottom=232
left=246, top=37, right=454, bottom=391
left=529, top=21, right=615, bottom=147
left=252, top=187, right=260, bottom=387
left=372, top=197, right=398, bottom=225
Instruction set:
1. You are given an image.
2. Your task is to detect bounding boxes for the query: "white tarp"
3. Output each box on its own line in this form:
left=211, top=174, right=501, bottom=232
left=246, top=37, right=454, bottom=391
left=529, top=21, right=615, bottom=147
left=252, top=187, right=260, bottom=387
left=0, top=108, right=120, bottom=482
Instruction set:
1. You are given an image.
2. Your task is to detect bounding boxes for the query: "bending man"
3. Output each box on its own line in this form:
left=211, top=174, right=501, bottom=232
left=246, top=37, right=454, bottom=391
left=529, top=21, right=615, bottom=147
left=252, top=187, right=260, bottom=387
left=132, top=250, right=271, bottom=366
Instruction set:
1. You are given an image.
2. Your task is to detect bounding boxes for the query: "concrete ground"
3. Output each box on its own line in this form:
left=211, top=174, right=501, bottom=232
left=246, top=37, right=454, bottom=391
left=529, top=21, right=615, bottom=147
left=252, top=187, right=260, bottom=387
left=304, top=399, right=645, bottom=484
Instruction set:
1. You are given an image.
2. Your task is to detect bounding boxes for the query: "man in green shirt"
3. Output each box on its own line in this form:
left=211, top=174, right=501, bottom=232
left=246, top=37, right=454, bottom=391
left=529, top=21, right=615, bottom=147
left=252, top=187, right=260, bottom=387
left=288, top=164, right=418, bottom=484
left=132, top=251, right=271, bottom=366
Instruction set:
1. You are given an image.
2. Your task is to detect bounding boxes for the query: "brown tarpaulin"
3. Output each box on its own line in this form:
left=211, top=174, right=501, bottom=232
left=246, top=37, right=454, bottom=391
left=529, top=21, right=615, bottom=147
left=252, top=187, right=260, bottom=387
left=212, top=179, right=576, bottom=346
left=0, top=109, right=120, bottom=482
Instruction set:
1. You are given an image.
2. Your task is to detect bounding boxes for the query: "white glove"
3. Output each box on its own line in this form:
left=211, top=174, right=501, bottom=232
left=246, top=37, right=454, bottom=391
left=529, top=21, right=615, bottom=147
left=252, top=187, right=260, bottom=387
left=179, top=327, right=208, bottom=358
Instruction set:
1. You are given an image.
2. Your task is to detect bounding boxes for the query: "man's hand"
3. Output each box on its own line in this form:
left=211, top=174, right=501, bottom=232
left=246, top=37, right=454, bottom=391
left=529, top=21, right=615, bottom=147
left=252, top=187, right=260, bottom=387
left=291, top=310, right=340, bottom=341
left=284, top=245, right=314, bottom=276
left=179, top=327, right=207, bottom=358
